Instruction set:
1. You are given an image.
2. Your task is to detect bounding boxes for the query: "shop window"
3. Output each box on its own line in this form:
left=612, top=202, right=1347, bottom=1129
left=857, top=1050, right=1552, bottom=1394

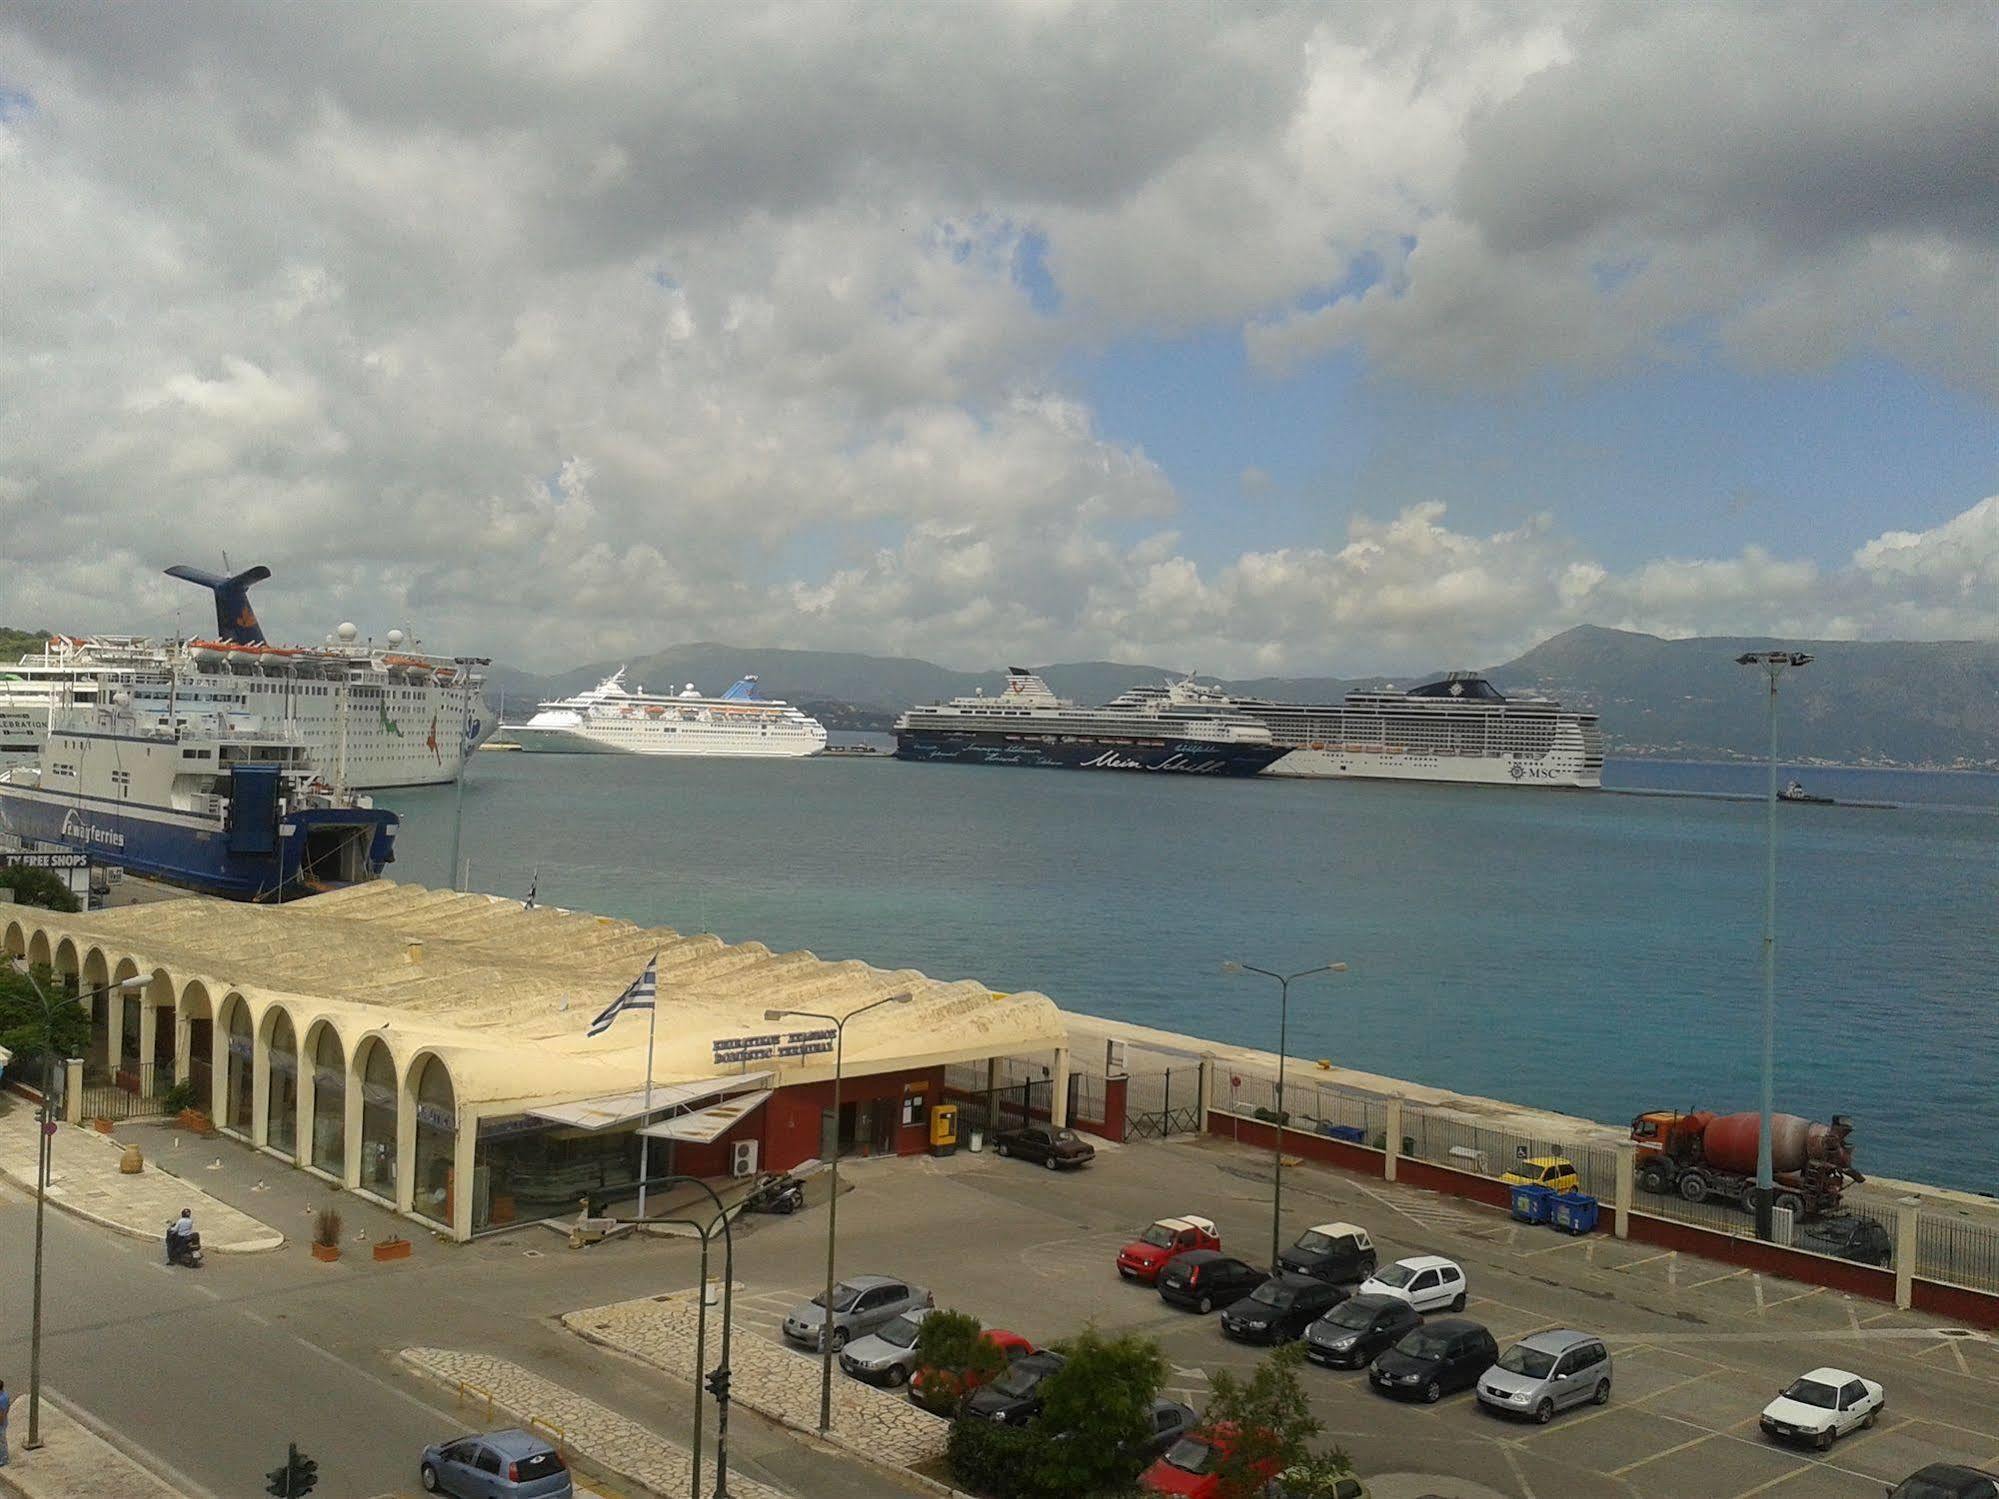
left=902, top=1090, right=927, bottom=1128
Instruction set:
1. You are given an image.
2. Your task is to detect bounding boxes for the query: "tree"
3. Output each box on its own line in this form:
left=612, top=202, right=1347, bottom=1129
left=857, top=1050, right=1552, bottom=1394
left=1201, top=1343, right=1323, bottom=1498
left=914, top=1307, right=1006, bottom=1408
left=0, top=962, right=88, bottom=1081
left=1030, top=1326, right=1169, bottom=1496
left=0, top=867, right=80, bottom=913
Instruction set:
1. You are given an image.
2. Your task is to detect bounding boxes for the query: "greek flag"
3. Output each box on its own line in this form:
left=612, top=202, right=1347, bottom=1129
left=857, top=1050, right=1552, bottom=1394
left=587, top=953, right=657, bottom=1037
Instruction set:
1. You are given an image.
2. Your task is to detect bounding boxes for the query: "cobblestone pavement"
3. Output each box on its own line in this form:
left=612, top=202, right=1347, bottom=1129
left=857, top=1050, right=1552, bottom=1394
left=0, top=1098, right=281, bottom=1252
left=564, top=1291, right=951, bottom=1474
left=400, top=1348, right=789, bottom=1499
left=0, top=1393, right=191, bottom=1499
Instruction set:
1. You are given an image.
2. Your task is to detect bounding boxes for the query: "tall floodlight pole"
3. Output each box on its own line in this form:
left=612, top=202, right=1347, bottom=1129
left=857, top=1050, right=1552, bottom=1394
left=1735, top=650, right=1812, bottom=1242
left=764, top=992, right=912, bottom=1434
left=1223, top=962, right=1348, bottom=1270
left=16, top=966, right=141, bottom=1450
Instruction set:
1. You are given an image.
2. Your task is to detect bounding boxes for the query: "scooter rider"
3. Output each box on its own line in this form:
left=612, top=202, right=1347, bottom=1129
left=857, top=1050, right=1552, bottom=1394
left=166, top=1207, right=196, bottom=1264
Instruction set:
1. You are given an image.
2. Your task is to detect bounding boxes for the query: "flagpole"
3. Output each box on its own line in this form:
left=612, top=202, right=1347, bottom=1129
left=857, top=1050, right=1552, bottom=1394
left=638, top=974, right=657, bottom=1220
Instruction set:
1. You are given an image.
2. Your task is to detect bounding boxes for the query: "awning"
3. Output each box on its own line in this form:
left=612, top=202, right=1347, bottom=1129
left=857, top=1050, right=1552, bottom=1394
left=526, top=1071, right=771, bottom=1131
left=639, top=1089, right=772, bottom=1144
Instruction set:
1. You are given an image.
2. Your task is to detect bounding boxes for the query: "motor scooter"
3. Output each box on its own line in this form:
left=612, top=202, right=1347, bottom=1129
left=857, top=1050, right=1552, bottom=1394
left=740, top=1171, right=805, bottom=1215
left=165, top=1224, right=205, bottom=1269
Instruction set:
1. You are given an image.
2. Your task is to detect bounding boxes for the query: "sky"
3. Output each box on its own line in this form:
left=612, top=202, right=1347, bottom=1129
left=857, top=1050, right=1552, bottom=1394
left=0, top=2, right=1994, bottom=675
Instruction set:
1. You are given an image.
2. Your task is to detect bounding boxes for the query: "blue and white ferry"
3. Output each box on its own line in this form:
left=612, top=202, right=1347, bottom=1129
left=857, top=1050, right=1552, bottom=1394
left=0, top=694, right=397, bottom=901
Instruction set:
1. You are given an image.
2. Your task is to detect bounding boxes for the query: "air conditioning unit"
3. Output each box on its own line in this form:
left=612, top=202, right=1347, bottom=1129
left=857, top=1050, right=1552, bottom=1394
left=731, top=1140, right=759, bottom=1178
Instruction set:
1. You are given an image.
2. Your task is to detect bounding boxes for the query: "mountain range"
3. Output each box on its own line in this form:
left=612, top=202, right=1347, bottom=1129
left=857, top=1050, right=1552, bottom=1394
left=484, top=626, right=1999, bottom=769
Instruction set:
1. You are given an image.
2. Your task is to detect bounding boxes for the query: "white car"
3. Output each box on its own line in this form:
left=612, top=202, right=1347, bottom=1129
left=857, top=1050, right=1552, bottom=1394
left=1355, top=1255, right=1467, bottom=1313
left=1759, top=1367, right=1884, bottom=1451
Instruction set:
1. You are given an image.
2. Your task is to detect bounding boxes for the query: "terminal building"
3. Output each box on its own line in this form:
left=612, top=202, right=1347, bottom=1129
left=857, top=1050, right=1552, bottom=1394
left=2, top=882, right=1075, bottom=1241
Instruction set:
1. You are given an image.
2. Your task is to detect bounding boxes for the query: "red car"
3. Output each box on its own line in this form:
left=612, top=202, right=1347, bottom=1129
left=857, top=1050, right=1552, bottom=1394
left=909, top=1328, right=1034, bottom=1414
left=1140, top=1424, right=1280, bottom=1498
left=1117, top=1216, right=1222, bottom=1284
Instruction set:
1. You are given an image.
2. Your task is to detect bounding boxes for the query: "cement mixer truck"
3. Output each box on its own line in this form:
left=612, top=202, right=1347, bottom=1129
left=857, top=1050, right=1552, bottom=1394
left=1629, top=1110, right=1862, bottom=1219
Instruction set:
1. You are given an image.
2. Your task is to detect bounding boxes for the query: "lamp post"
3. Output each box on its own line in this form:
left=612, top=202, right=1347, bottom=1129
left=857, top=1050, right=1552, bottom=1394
left=632, top=1171, right=738, bottom=1499
left=1735, top=650, right=1812, bottom=1242
left=1223, top=962, right=1347, bottom=1270
left=13, top=965, right=144, bottom=1450
left=763, top=991, right=912, bottom=1434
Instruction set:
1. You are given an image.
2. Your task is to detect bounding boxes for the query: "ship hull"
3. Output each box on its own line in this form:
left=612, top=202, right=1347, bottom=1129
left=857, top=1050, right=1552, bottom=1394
left=894, top=729, right=1287, bottom=777
left=0, top=784, right=397, bottom=901
left=1266, top=743, right=1601, bottom=788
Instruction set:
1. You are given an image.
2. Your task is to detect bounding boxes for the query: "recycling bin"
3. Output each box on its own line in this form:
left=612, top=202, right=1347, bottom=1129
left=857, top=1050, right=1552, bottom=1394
left=1509, top=1182, right=1555, bottom=1225
left=1551, top=1191, right=1600, bottom=1235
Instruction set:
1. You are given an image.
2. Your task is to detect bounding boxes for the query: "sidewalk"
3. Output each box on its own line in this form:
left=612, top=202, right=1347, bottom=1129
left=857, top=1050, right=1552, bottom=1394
left=400, top=1348, right=789, bottom=1499
left=0, top=1393, right=189, bottom=1499
left=0, top=1097, right=282, bottom=1253
left=564, top=1291, right=950, bottom=1474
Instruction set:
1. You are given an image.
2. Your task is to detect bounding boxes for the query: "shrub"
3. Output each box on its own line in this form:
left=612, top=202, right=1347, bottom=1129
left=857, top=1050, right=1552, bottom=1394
left=945, top=1414, right=1042, bottom=1499
left=0, top=868, right=81, bottom=913
left=1202, top=1343, right=1323, bottom=1498
left=1031, top=1326, right=1168, bottom=1496
left=313, top=1208, right=343, bottom=1248
left=914, top=1308, right=1004, bottom=1394
left=161, top=1077, right=204, bottom=1114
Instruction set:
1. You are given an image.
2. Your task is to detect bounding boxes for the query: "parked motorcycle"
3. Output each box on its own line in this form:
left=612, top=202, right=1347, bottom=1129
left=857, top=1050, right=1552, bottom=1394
left=739, top=1171, right=805, bottom=1215
left=165, top=1224, right=205, bottom=1269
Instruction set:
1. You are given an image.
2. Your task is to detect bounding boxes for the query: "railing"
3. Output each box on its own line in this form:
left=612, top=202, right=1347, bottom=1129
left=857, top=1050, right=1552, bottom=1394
left=1123, top=1068, right=1202, bottom=1141
left=1917, top=1212, right=1999, bottom=1294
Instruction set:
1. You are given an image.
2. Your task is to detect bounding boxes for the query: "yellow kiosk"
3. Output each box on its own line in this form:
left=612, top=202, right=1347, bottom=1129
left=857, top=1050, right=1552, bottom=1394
left=929, top=1102, right=960, bottom=1158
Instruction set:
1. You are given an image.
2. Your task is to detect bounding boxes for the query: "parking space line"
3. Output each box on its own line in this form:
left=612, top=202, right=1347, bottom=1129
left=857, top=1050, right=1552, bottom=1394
left=1610, top=1248, right=1675, bottom=1272
left=1499, top=1442, right=1539, bottom=1499
left=1610, top=1428, right=1715, bottom=1476
left=1682, top=1266, right=1750, bottom=1291
left=1519, top=1235, right=1595, bottom=1258
left=1758, top=1285, right=1825, bottom=1312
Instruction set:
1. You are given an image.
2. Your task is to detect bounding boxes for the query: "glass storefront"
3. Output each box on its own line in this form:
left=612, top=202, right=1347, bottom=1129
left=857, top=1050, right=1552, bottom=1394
left=310, top=1027, right=345, bottom=1177
left=265, top=1010, right=298, bottom=1156
left=224, top=1001, right=253, bottom=1135
left=411, top=1056, right=456, bottom=1227
left=473, top=1119, right=637, bottom=1233
left=357, top=1040, right=397, bottom=1199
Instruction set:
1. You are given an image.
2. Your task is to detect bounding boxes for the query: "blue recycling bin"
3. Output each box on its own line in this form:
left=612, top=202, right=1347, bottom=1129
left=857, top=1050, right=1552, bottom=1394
left=1509, top=1183, right=1554, bottom=1224
left=1321, top=1123, right=1366, bottom=1144
left=1551, top=1191, right=1600, bottom=1235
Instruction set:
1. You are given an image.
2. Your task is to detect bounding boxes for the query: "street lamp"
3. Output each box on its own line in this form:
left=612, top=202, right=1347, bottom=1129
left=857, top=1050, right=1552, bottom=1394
left=631, top=1171, right=739, bottom=1499
left=1736, top=649, right=1812, bottom=1241
left=12, top=964, right=144, bottom=1451
left=763, top=991, right=912, bottom=1434
left=1223, top=961, right=1348, bottom=1270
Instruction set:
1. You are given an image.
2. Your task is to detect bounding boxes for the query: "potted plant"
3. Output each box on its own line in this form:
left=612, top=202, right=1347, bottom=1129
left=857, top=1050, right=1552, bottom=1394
left=372, top=1235, right=412, bottom=1262
left=311, top=1208, right=343, bottom=1263
left=161, top=1078, right=215, bottom=1135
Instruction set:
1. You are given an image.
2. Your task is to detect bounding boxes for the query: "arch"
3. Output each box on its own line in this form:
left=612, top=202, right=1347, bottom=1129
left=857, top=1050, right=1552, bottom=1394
left=302, top=1020, right=347, bottom=1177
left=219, top=992, right=255, bottom=1136
left=352, top=1035, right=400, bottom=1200
left=261, top=1006, right=300, bottom=1156
left=2, top=917, right=27, bottom=959
left=406, top=1051, right=458, bottom=1228
left=52, top=935, right=82, bottom=981
left=26, top=929, right=53, bottom=969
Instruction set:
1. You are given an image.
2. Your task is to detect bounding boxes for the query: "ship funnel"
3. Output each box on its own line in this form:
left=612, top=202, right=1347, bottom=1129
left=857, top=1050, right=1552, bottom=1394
left=165, top=564, right=273, bottom=645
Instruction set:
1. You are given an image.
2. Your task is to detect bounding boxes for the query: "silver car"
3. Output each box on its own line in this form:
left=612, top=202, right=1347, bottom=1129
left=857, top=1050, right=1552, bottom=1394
left=839, top=1306, right=937, bottom=1386
left=1476, top=1329, right=1611, bottom=1423
left=781, top=1274, right=933, bottom=1352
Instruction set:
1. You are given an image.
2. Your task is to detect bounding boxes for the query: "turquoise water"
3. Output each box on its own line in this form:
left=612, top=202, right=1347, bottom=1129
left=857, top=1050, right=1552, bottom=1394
left=384, top=754, right=1998, bottom=1193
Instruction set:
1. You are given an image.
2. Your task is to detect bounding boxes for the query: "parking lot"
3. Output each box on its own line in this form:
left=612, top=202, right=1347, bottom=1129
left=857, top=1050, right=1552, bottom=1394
left=705, top=1131, right=1999, bottom=1498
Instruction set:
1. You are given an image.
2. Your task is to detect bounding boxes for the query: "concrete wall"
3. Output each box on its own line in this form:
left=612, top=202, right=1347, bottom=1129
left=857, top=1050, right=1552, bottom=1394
left=760, top=1064, right=947, bottom=1172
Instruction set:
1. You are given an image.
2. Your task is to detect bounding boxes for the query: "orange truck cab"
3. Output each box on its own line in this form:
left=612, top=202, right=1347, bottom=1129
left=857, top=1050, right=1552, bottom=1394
left=1117, top=1215, right=1222, bottom=1284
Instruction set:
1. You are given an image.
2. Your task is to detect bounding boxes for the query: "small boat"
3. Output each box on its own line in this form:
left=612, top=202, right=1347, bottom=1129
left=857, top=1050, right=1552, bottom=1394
left=1778, top=779, right=1836, bottom=805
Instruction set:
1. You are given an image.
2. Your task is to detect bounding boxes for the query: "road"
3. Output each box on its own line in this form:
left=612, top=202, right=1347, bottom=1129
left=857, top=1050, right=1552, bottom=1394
left=0, top=1132, right=926, bottom=1499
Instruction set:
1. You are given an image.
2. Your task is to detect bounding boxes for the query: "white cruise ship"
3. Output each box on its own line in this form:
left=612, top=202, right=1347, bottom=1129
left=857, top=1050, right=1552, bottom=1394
left=1226, top=671, right=1604, bottom=788
left=503, top=671, right=827, bottom=757
left=0, top=565, right=493, bottom=791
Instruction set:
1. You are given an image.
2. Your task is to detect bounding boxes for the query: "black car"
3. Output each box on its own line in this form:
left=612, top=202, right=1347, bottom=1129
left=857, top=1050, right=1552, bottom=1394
left=960, top=1350, right=1066, bottom=1426
left=1369, top=1317, right=1499, bottom=1403
left=1794, top=1213, right=1893, bottom=1268
left=1219, top=1273, right=1349, bottom=1345
left=1157, top=1251, right=1265, bottom=1314
left=1889, top=1465, right=1999, bottom=1499
left=1051, top=1396, right=1197, bottom=1463
left=1303, top=1293, right=1422, bottom=1370
left=992, top=1124, right=1096, bottom=1170
left=1277, top=1223, right=1378, bottom=1284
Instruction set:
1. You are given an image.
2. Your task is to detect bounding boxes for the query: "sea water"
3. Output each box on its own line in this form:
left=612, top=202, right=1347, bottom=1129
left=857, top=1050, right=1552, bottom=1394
left=384, top=753, right=1998, bottom=1193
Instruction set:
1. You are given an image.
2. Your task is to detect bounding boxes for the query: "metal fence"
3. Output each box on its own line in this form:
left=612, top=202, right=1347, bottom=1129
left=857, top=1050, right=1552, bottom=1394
left=1123, top=1067, right=1203, bottom=1141
left=1917, top=1211, right=1999, bottom=1294
left=77, top=1080, right=172, bottom=1123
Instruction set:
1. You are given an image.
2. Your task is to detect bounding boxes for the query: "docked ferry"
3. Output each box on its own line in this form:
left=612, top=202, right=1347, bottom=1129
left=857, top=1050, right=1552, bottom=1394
left=0, top=564, right=493, bottom=790
left=502, top=671, right=827, bottom=757
left=0, top=697, right=397, bottom=900
left=894, top=670, right=1287, bottom=776
left=1235, top=672, right=1603, bottom=788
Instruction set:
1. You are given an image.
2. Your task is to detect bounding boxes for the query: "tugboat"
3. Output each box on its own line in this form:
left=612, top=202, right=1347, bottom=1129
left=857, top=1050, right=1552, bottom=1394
left=0, top=692, right=396, bottom=901
left=1778, top=779, right=1836, bottom=805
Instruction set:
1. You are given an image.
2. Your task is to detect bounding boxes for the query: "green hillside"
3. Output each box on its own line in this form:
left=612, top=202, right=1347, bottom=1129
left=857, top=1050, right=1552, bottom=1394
left=0, top=627, right=51, bottom=664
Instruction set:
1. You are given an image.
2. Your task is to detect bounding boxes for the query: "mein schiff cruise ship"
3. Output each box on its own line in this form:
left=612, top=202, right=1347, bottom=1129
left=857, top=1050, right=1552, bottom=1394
left=502, top=671, right=827, bottom=756
left=894, top=669, right=1287, bottom=776
left=1228, top=671, right=1604, bottom=788
left=0, top=566, right=493, bottom=790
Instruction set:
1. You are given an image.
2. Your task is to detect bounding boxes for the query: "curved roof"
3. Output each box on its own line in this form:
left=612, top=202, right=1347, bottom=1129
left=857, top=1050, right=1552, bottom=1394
left=6, top=881, right=1067, bottom=1115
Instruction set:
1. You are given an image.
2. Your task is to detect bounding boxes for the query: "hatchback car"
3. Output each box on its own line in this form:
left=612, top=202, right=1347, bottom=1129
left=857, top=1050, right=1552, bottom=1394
left=1476, top=1330, right=1612, bottom=1423
left=1158, top=1251, right=1265, bottom=1313
left=1139, top=1423, right=1280, bottom=1498
left=1501, top=1156, right=1581, bottom=1195
left=1355, top=1255, right=1467, bottom=1313
left=1794, top=1213, right=1894, bottom=1267
left=910, top=1328, right=1034, bottom=1414
left=1369, top=1317, right=1498, bottom=1403
left=992, top=1123, right=1096, bottom=1169
left=1759, top=1367, right=1884, bottom=1451
left=1118, top=1215, right=1222, bottom=1283
left=961, top=1349, right=1067, bottom=1426
left=420, top=1430, right=571, bottom=1498
left=1277, top=1221, right=1376, bottom=1284
left=1220, top=1273, right=1348, bottom=1345
left=838, top=1306, right=937, bottom=1387
left=1889, top=1464, right=1999, bottom=1499
left=781, top=1274, right=932, bottom=1352
left=1303, top=1293, right=1422, bottom=1370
